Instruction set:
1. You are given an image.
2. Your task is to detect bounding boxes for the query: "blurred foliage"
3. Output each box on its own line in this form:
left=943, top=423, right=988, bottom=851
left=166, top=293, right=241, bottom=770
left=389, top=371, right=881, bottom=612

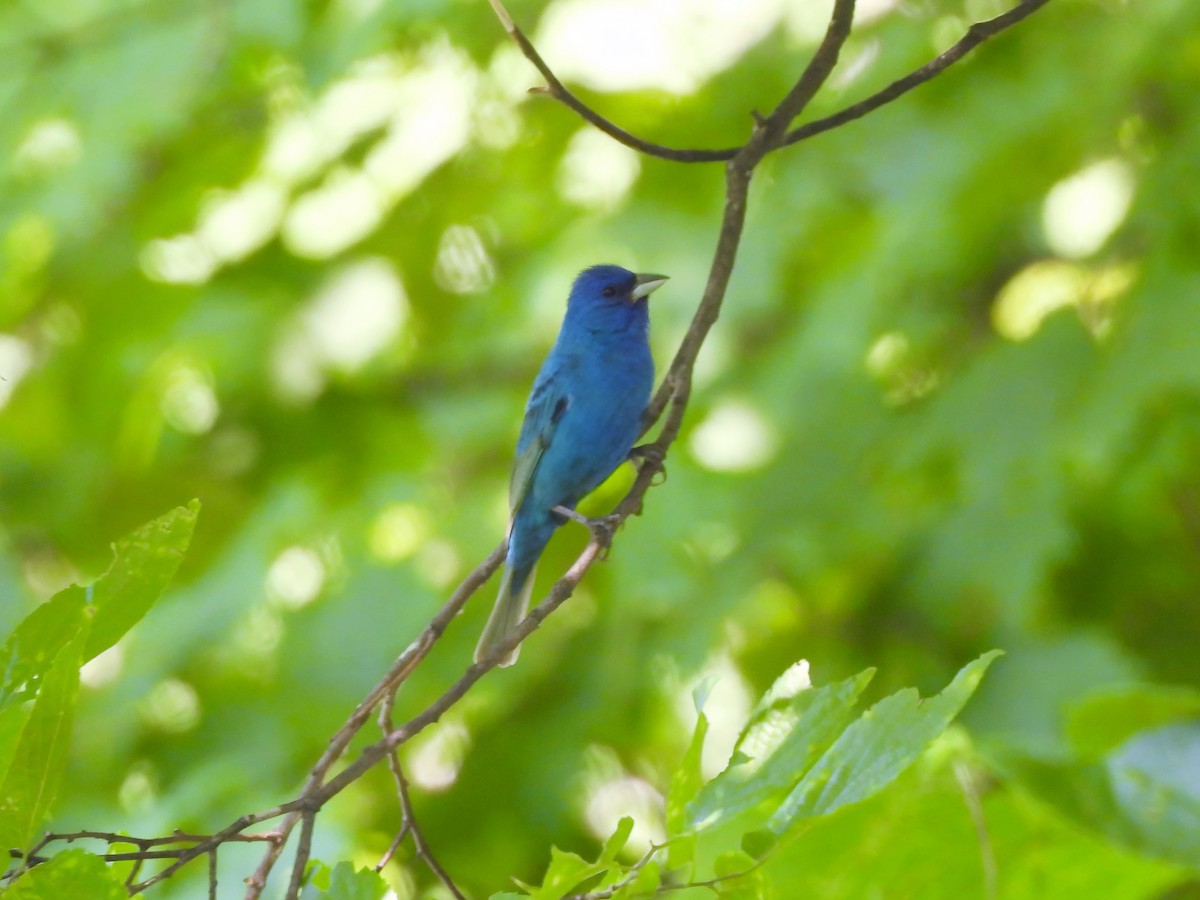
left=2, top=0, right=1200, bottom=896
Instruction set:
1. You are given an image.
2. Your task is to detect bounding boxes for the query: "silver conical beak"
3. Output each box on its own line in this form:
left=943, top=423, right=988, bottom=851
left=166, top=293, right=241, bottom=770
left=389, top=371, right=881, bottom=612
left=631, top=273, right=669, bottom=300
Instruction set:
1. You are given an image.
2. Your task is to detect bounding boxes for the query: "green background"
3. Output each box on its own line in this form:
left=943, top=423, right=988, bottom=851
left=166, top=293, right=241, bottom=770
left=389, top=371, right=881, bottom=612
left=2, top=0, right=1199, bottom=896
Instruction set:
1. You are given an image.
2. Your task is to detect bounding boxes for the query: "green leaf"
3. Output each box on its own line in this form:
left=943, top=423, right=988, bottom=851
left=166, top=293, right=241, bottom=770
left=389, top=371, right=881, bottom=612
left=0, top=621, right=89, bottom=852
left=1003, top=721, right=1200, bottom=867
left=768, top=650, right=1002, bottom=832
left=0, top=502, right=198, bottom=714
left=689, top=667, right=873, bottom=830
left=321, top=861, right=389, bottom=900
left=300, top=859, right=332, bottom=895
left=714, top=848, right=755, bottom=878
left=740, top=828, right=776, bottom=860
left=599, top=815, right=634, bottom=865
left=763, top=748, right=1184, bottom=898
left=531, top=846, right=603, bottom=900
left=0, top=587, right=87, bottom=711
left=667, top=707, right=709, bottom=834
left=1066, top=684, right=1200, bottom=760
left=3, top=849, right=125, bottom=899
left=712, top=849, right=766, bottom=899
left=0, top=703, right=33, bottom=786
left=613, top=860, right=660, bottom=900
left=85, top=499, right=200, bottom=660
left=667, top=832, right=696, bottom=870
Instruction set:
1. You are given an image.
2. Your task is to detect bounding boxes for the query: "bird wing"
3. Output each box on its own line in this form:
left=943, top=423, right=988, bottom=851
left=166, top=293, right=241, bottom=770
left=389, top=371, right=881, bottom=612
left=508, top=367, right=571, bottom=529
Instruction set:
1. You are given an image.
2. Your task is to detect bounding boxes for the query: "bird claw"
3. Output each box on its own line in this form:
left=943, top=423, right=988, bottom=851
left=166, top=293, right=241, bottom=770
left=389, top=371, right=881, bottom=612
left=629, top=443, right=668, bottom=486
left=551, top=505, right=624, bottom=551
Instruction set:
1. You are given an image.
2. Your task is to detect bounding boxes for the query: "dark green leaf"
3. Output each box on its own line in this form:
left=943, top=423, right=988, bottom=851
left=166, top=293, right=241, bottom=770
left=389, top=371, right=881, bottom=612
left=740, top=829, right=776, bottom=860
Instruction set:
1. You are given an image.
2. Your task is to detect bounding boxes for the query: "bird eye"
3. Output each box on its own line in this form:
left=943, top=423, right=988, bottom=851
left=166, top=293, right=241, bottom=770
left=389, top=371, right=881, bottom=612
left=601, top=286, right=617, bottom=298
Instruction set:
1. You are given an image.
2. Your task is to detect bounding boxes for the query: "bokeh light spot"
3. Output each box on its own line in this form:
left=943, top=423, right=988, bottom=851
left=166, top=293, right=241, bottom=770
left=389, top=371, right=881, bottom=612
left=434, top=224, right=496, bottom=294
left=301, top=258, right=408, bottom=373
left=197, top=180, right=286, bottom=263
left=558, top=128, right=641, bottom=210
left=283, top=169, right=384, bottom=259
left=584, top=775, right=665, bottom=855
left=369, top=504, right=431, bottom=563
left=407, top=719, right=471, bottom=792
left=0, top=335, right=35, bottom=410
left=13, top=118, right=82, bottom=176
left=690, top=399, right=777, bottom=472
left=161, top=364, right=219, bottom=435
left=139, top=678, right=202, bottom=733
left=141, top=235, right=217, bottom=285
left=266, top=546, right=326, bottom=609
left=993, top=260, right=1134, bottom=341
left=1042, top=158, right=1135, bottom=259
left=80, top=643, right=125, bottom=689
left=541, top=0, right=786, bottom=94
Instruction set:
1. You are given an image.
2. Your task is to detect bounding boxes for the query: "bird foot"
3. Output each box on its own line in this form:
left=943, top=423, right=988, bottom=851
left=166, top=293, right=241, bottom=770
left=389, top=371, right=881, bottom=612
left=629, top=443, right=668, bottom=485
left=551, top=506, right=624, bottom=549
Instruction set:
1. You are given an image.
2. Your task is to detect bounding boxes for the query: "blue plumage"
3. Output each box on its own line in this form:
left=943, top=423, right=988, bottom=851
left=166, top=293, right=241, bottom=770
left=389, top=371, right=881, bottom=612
left=475, top=265, right=668, bottom=666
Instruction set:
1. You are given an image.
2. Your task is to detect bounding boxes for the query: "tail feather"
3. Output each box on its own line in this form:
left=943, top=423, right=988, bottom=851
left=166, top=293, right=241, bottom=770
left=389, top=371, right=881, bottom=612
left=474, top=563, right=537, bottom=667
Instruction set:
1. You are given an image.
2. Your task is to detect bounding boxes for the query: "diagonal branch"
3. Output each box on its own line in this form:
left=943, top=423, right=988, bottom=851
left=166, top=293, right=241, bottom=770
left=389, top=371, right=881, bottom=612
left=488, top=0, right=1053, bottom=171
left=242, top=541, right=505, bottom=897
left=486, top=0, right=730, bottom=163
left=759, top=0, right=857, bottom=145
left=782, top=0, right=1053, bottom=148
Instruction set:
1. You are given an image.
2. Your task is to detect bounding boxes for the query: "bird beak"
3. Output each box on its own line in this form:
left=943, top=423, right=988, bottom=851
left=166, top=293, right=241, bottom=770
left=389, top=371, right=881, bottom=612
left=631, top=273, right=669, bottom=300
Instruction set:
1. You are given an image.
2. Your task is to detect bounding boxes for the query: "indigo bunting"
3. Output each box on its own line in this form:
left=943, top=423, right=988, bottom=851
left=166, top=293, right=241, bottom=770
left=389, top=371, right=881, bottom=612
left=475, top=265, right=669, bottom=666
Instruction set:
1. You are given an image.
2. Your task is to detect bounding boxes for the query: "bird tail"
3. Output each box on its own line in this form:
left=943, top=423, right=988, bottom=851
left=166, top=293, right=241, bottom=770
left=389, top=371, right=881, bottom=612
left=474, top=562, right=537, bottom=667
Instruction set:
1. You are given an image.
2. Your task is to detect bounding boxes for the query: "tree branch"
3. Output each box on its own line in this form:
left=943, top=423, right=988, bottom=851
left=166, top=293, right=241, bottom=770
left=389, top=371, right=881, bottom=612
left=379, top=692, right=466, bottom=900
left=489, top=0, right=1053, bottom=170
left=486, top=0, right=731, bottom=163
left=782, top=0, right=1053, bottom=148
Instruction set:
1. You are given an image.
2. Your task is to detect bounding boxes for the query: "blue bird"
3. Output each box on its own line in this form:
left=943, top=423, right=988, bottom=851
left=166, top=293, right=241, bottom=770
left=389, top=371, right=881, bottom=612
left=475, top=265, right=668, bottom=666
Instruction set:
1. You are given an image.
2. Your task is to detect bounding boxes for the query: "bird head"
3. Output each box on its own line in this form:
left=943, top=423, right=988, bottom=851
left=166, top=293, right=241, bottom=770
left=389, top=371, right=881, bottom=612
left=570, top=265, right=669, bottom=309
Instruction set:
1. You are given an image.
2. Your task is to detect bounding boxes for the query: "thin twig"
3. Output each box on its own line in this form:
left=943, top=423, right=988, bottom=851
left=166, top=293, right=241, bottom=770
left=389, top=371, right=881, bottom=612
left=285, top=813, right=316, bottom=900
left=380, top=692, right=466, bottom=899
left=243, top=541, right=505, bottom=897
left=374, top=827, right=409, bottom=873
left=129, top=810, right=294, bottom=892
left=566, top=841, right=662, bottom=900
left=759, top=0, right=857, bottom=146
